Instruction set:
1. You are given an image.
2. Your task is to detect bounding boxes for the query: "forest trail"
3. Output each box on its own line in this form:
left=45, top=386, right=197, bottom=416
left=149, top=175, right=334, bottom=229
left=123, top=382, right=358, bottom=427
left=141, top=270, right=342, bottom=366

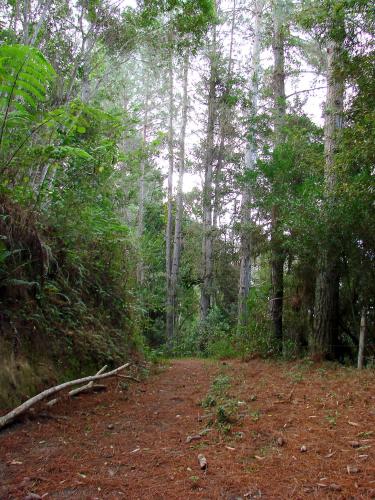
left=1, top=359, right=374, bottom=499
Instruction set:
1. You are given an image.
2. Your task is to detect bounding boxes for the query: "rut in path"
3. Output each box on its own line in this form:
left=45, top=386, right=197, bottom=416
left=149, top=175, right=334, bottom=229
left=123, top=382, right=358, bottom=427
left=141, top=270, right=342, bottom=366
left=1, top=359, right=374, bottom=499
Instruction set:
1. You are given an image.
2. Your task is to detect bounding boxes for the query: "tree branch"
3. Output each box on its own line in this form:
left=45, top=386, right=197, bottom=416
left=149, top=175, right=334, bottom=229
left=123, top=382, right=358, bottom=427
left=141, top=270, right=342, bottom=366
left=0, top=363, right=130, bottom=430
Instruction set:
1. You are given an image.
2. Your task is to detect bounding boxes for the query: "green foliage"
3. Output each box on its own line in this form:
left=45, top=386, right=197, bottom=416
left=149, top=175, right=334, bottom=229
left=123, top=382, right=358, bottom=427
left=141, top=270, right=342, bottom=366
left=0, top=44, right=55, bottom=170
left=201, top=373, right=237, bottom=432
left=139, top=0, right=216, bottom=48
left=0, top=40, right=148, bottom=396
left=0, top=44, right=55, bottom=113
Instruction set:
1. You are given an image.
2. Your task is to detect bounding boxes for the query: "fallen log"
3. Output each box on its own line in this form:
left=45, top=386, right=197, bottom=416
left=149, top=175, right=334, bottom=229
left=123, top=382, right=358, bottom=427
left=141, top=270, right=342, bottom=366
left=0, top=363, right=130, bottom=431
left=45, top=366, right=109, bottom=405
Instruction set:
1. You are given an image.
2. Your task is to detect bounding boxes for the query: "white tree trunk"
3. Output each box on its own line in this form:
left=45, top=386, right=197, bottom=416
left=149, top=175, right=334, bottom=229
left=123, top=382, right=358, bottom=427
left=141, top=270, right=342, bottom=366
left=237, top=0, right=264, bottom=330
left=357, top=308, right=366, bottom=369
left=169, top=52, right=189, bottom=341
left=29, top=0, right=51, bottom=47
left=22, top=0, right=30, bottom=44
left=200, top=27, right=217, bottom=324
left=137, top=76, right=150, bottom=286
left=213, top=0, right=236, bottom=229
left=166, top=44, right=175, bottom=345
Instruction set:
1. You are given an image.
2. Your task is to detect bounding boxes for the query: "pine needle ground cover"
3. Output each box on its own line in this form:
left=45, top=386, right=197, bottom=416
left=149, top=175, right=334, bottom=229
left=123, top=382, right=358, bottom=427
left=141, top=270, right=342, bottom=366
left=1, top=359, right=374, bottom=498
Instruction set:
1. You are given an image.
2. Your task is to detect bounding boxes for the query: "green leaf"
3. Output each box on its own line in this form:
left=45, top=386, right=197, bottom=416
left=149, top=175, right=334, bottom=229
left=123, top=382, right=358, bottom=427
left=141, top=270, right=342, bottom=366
left=51, top=146, right=93, bottom=161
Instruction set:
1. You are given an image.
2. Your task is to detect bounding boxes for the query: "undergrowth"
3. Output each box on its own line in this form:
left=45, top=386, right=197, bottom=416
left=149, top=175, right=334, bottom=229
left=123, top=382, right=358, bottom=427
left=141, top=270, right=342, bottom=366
left=201, top=373, right=238, bottom=433
left=0, top=191, right=143, bottom=407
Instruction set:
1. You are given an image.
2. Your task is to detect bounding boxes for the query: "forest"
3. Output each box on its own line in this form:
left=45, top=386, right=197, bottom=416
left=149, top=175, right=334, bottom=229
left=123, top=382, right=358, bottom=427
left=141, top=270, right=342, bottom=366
left=0, top=0, right=374, bottom=411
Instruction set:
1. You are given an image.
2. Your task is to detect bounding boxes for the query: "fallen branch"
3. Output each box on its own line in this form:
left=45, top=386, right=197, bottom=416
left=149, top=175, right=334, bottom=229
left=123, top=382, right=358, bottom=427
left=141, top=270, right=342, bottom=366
left=45, top=398, right=59, bottom=408
left=70, top=384, right=107, bottom=396
left=0, top=363, right=130, bottom=431
left=69, top=365, right=107, bottom=397
left=45, top=366, right=108, bottom=405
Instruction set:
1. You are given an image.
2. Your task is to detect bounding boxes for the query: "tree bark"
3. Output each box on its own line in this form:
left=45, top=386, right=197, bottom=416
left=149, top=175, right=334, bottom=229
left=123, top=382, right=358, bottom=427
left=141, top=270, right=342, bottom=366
left=311, top=18, right=345, bottom=359
left=237, top=0, right=264, bottom=331
left=270, top=0, right=286, bottom=346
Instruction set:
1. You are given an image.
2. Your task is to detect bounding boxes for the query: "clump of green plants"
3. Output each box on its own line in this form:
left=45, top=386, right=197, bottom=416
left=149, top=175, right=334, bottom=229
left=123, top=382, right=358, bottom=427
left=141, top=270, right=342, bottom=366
left=202, top=394, right=217, bottom=408
left=250, top=410, right=260, bottom=422
left=212, top=374, right=231, bottom=395
left=143, top=345, right=168, bottom=365
left=201, top=373, right=237, bottom=432
left=325, top=411, right=339, bottom=427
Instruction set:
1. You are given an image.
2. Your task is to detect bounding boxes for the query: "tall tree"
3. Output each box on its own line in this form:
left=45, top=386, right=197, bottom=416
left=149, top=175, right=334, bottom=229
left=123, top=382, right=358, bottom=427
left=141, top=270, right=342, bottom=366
left=200, top=24, right=218, bottom=323
left=212, top=0, right=236, bottom=229
left=237, top=0, right=264, bottom=331
left=310, top=5, right=345, bottom=358
left=137, top=73, right=150, bottom=286
left=270, top=0, right=287, bottom=346
left=169, top=52, right=190, bottom=341
left=166, top=41, right=175, bottom=345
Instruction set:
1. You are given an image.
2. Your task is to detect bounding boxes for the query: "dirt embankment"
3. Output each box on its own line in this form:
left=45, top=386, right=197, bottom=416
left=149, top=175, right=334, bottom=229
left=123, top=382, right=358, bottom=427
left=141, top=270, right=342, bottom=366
left=0, top=359, right=374, bottom=499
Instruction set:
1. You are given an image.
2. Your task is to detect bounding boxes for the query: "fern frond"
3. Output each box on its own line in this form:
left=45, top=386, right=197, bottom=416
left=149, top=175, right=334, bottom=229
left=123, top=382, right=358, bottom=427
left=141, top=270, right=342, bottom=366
left=0, top=44, right=55, bottom=148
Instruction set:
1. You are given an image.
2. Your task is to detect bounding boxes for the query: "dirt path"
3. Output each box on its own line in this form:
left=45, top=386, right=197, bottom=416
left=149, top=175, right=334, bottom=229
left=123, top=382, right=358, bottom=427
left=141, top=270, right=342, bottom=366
left=1, top=359, right=374, bottom=499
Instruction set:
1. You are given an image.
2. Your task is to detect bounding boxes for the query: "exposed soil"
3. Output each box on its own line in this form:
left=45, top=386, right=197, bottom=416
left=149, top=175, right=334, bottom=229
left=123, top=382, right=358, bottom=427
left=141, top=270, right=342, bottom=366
left=0, top=359, right=374, bottom=499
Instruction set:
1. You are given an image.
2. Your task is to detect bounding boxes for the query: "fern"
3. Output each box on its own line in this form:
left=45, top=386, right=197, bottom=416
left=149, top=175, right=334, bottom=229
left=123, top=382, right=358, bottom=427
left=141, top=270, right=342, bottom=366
left=0, top=44, right=55, bottom=148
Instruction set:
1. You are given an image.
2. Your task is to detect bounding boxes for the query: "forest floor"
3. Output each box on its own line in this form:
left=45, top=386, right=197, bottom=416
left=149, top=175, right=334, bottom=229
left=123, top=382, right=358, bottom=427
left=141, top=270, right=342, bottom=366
left=0, top=358, right=374, bottom=499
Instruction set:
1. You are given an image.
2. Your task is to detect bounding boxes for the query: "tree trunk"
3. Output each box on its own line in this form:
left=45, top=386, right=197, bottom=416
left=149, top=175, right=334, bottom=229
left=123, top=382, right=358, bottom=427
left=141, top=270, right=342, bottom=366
left=270, top=0, right=286, bottom=346
left=237, top=0, right=264, bottom=331
left=166, top=44, right=175, bottom=345
left=22, top=0, right=30, bottom=44
left=213, top=0, right=236, bottom=230
left=311, top=20, right=345, bottom=359
left=357, top=308, right=366, bottom=369
left=137, top=76, right=150, bottom=286
left=200, top=27, right=217, bottom=324
left=29, top=0, right=51, bottom=47
left=169, top=52, right=189, bottom=340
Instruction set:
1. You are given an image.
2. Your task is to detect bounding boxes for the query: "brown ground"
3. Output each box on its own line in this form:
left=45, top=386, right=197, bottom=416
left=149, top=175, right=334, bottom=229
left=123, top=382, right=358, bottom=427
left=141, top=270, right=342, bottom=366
left=0, top=359, right=374, bottom=499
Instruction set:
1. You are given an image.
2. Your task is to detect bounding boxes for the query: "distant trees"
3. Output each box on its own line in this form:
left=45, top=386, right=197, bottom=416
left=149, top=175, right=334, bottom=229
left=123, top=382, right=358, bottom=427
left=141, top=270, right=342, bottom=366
left=0, top=0, right=373, bottom=372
